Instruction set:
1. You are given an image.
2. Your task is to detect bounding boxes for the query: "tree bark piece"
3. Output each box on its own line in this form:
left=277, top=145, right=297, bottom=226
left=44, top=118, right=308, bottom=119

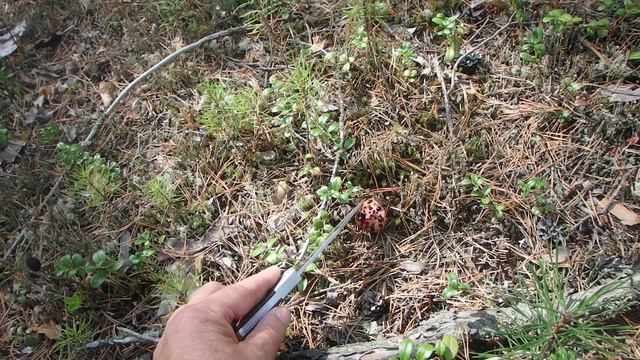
left=280, top=272, right=640, bottom=360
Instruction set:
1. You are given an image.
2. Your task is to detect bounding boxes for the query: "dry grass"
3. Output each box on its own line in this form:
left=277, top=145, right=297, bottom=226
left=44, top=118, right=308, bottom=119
left=1, top=0, right=639, bottom=358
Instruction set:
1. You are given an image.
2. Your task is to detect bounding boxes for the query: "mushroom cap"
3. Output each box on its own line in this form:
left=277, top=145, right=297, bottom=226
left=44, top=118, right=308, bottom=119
left=355, top=198, right=386, bottom=233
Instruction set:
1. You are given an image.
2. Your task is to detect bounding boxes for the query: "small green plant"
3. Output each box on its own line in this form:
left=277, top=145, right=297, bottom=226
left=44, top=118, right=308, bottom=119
left=432, top=13, right=467, bottom=62
left=517, top=177, right=555, bottom=216
left=251, top=236, right=287, bottom=265
left=198, top=81, right=260, bottom=138
left=0, top=127, right=9, bottom=148
left=71, top=154, right=121, bottom=208
left=154, top=265, right=199, bottom=310
left=54, top=319, right=94, bottom=354
left=511, top=0, right=531, bottom=22
left=144, top=174, right=180, bottom=209
left=630, top=50, right=640, bottom=61
left=441, top=272, right=471, bottom=300
left=393, top=41, right=419, bottom=79
left=308, top=113, right=355, bottom=152
left=543, top=9, right=582, bottom=34
left=478, top=260, right=633, bottom=359
left=343, top=1, right=390, bottom=28
left=64, top=292, right=84, bottom=313
left=461, top=174, right=505, bottom=219
left=316, top=176, right=359, bottom=204
left=598, top=0, right=640, bottom=17
left=586, top=18, right=611, bottom=38
left=129, top=231, right=164, bottom=268
left=391, top=335, right=458, bottom=360
left=37, top=122, right=62, bottom=144
left=56, top=143, right=87, bottom=166
left=520, top=27, right=546, bottom=63
left=56, top=250, right=124, bottom=288
left=561, top=77, right=583, bottom=94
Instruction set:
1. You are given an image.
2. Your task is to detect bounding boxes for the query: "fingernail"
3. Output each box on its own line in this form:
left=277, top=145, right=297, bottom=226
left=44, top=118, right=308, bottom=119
left=274, top=306, right=291, bottom=324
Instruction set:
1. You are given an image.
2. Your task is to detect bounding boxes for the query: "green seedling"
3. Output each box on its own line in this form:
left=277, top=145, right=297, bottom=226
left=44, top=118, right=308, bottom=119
left=586, top=18, right=611, bottom=38
left=598, top=0, right=640, bottom=17
left=64, top=292, right=84, bottom=313
left=198, top=81, right=260, bottom=137
left=478, top=260, right=633, bottom=359
left=56, top=250, right=124, bottom=288
left=461, top=174, right=504, bottom=219
left=543, top=9, right=582, bottom=33
left=517, top=177, right=555, bottom=216
left=520, top=27, right=546, bottom=63
left=350, top=26, right=368, bottom=49
left=54, top=319, right=94, bottom=354
left=390, top=336, right=457, bottom=360
left=316, top=176, right=359, bottom=204
left=343, top=1, right=390, bottom=28
left=393, top=42, right=419, bottom=80
left=432, top=13, right=466, bottom=62
left=441, top=273, right=471, bottom=300
left=145, top=175, right=180, bottom=209
left=37, top=122, right=62, bottom=144
left=511, top=0, right=531, bottom=22
left=71, top=154, right=121, bottom=208
left=56, top=143, right=87, bottom=166
left=629, top=50, right=640, bottom=61
left=130, top=231, right=164, bottom=268
left=251, top=236, right=286, bottom=265
left=562, top=77, right=583, bottom=94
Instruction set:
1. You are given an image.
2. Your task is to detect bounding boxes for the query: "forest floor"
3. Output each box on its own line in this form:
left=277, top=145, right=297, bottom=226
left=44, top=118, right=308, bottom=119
left=1, top=0, right=639, bottom=359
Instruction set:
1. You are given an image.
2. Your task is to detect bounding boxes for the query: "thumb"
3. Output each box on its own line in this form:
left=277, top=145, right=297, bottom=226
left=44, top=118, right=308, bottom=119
left=241, top=306, right=291, bottom=358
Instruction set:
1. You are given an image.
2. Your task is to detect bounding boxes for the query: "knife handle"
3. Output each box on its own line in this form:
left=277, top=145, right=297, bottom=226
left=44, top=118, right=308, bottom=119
left=234, top=268, right=300, bottom=340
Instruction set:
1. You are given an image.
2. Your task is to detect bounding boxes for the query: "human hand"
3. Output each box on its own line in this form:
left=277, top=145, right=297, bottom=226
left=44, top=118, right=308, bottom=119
left=154, top=266, right=291, bottom=360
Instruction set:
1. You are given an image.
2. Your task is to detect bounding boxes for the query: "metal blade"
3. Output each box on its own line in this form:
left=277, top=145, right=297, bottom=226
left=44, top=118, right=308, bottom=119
left=296, top=202, right=362, bottom=276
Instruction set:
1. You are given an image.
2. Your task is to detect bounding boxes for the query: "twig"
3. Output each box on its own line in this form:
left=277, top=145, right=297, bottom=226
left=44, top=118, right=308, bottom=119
left=82, top=26, right=244, bottom=147
left=449, top=13, right=515, bottom=92
left=296, top=66, right=347, bottom=261
left=80, top=327, right=159, bottom=349
left=4, top=26, right=244, bottom=261
left=431, top=54, right=454, bottom=137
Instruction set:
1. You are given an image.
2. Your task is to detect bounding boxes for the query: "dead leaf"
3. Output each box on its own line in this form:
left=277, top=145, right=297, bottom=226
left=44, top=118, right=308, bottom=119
left=399, top=260, right=425, bottom=274
left=98, top=81, right=115, bottom=107
left=272, top=181, right=290, bottom=205
left=309, top=36, right=327, bottom=53
left=0, top=139, right=25, bottom=163
left=0, top=20, right=27, bottom=59
left=31, top=322, right=61, bottom=340
left=541, top=246, right=571, bottom=268
left=40, top=84, right=55, bottom=99
left=599, top=84, right=640, bottom=103
left=596, top=197, right=640, bottom=226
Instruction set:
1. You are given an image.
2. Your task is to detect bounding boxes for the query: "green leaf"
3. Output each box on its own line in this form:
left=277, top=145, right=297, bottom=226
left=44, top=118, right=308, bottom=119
left=330, top=177, right=342, bottom=192
left=92, top=250, right=107, bottom=265
left=434, top=340, right=446, bottom=357
left=440, top=336, right=459, bottom=360
left=520, top=52, right=536, bottom=63
left=71, top=253, right=84, bottom=267
left=343, top=137, right=356, bottom=150
left=90, top=271, right=108, bottom=288
left=336, top=193, right=350, bottom=204
left=416, top=343, right=434, bottom=360
left=317, top=186, right=330, bottom=199
left=399, top=339, right=414, bottom=360
left=458, top=282, right=471, bottom=291
left=630, top=51, right=640, bottom=61
left=251, top=244, right=266, bottom=257
left=441, top=287, right=458, bottom=300
left=265, top=251, right=280, bottom=265
left=297, top=276, right=308, bottom=292
left=446, top=272, right=458, bottom=285
left=64, top=292, right=84, bottom=313
left=305, top=262, right=318, bottom=272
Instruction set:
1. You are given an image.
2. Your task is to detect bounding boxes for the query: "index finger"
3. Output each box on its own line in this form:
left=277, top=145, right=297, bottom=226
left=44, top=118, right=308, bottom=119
left=203, top=266, right=282, bottom=323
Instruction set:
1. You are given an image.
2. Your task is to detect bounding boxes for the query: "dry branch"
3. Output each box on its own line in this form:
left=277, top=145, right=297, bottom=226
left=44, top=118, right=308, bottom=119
left=280, top=272, right=640, bottom=360
left=3, top=26, right=243, bottom=260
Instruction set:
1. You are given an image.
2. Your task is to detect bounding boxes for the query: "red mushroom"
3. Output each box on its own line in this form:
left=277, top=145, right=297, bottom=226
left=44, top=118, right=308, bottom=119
left=355, top=198, right=386, bottom=233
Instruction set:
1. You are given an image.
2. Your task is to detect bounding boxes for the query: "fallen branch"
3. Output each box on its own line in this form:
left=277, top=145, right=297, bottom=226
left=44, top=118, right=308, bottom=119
left=279, top=272, right=640, bottom=360
left=431, top=54, right=454, bottom=137
left=82, top=26, right=244, bottom=147
left=80, top=327, right=159, bottom=350
left=4, top=26, right=244, bottom=260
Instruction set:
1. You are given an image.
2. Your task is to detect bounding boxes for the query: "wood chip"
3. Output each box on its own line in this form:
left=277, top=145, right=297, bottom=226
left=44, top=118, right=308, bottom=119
left=599, top=84, right=640, bottom=103
left=595, top=197, right=640, bottom=226
left=399, top=260, right=425, bottom=274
